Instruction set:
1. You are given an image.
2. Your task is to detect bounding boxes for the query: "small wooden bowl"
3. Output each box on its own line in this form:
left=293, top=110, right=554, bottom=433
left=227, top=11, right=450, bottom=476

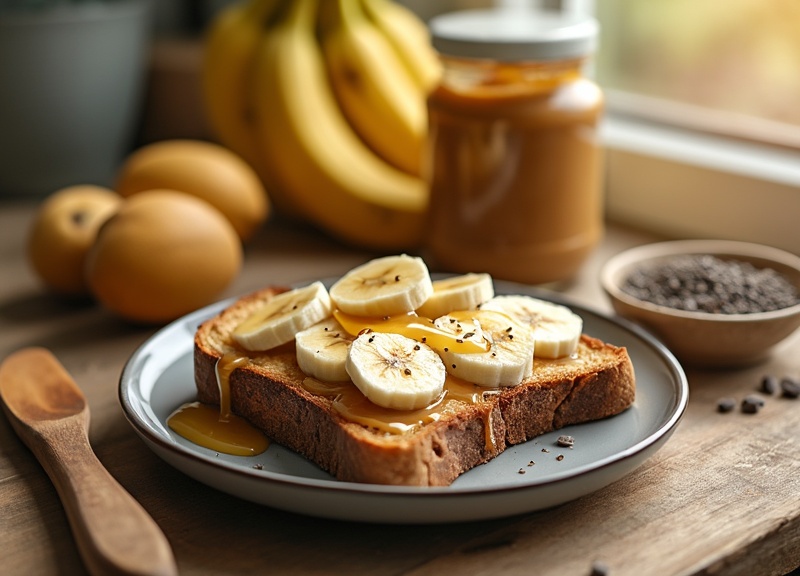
left=600, top=240, right=800, bottom=368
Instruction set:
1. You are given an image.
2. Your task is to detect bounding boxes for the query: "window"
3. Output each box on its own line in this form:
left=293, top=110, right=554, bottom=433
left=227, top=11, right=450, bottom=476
left=593, top=0, right=800, bottom=253
left=596, top=0, right=800, bottom=140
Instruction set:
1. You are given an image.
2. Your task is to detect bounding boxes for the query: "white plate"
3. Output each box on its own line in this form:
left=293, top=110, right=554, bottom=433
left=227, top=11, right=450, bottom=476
left=119, top=280, right=688, bottom=524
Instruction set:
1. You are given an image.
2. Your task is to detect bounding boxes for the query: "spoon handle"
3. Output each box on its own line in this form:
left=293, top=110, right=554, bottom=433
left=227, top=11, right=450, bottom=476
left=33, top=420, right=177, bottom=576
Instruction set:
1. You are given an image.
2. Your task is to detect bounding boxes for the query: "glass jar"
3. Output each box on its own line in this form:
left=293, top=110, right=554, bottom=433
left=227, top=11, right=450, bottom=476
left=425, top=9, right=604, bottom=285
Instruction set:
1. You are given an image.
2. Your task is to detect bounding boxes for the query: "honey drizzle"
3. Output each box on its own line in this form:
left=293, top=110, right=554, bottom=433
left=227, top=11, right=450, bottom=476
left=167, top=352, right=269, bottom=457
left=483, top=411, right=495, bottom=454
left=333, top=309, right=488, bottom=354
left=216, top=353, right=249, bottom=421
left=301, top=375, right=499, bottom=452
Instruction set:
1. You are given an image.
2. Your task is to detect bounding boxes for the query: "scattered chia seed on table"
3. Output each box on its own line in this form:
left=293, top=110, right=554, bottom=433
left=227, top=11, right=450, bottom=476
left=716, top=397, right=736, bottom=413
left=781, top=377, right=800, bottom=398
left=741, top=395, right=765, bottom=414
left=622, top=254, right=799, bottom=314
left=760, top=375, right=778, bottom=395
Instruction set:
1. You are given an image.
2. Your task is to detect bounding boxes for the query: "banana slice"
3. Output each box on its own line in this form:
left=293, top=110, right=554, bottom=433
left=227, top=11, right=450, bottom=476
left=295, top=317, right=355, bottom=382
left=345, top=331, right=446, bottom=410
left=329, top=254, right=433, bottom=317
left=480, top=295, right=582, bottom=359
left=233, top=281, right=332, bottom=351
left=434, top=310, right=534, bottom=388
left=416, top=273, right=494, bottom=319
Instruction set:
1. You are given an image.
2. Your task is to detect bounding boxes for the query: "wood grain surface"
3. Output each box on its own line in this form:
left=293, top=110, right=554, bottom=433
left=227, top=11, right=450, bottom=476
left=1, top=200, right=798, bottom=576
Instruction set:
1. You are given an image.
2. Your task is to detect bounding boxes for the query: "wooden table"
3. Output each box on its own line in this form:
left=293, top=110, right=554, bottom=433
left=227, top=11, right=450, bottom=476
left=1, top=199, right=798, bottom=576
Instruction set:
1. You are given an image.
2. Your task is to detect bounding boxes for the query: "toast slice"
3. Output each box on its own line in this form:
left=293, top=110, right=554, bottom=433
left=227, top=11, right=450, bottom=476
left=194, top=286, right=636, bottom=486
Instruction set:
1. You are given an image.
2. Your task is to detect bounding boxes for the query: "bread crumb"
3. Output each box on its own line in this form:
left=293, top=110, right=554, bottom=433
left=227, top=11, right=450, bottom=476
left=556, top=435, right=574, bottom=448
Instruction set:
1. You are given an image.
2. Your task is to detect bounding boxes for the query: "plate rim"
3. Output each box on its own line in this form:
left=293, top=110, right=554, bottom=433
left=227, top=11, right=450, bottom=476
left=118, top=280, right=688, bottom=503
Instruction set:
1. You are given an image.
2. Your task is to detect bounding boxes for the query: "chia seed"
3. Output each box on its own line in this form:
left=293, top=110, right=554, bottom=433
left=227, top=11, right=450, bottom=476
left=741, top=395, right=765, bottom=414
left=717, top=397, right=736, bottom=413
left=621, top=254, right=799, bottom=314
left=760, top=375, right=778, bottom=395
left=781, top=377, right=800, bottom=399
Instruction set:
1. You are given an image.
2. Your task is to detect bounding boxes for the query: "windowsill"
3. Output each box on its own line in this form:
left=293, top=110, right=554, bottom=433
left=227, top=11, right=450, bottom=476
left=601, top=112, right=800, bottom=255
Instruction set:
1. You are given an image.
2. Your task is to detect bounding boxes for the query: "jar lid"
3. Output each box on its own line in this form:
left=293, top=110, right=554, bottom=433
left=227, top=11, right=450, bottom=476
left=429, top=8, right=598, bottom=61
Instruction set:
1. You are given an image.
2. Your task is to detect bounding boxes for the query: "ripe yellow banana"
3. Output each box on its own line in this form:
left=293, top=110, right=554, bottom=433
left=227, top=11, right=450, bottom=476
left=250, top=0, right=428, bottom=251
left=436, top=310, right=535, bottom=388
left=202, top=0, right=304, bottom=217
left=202, top=0, right=276, bottom=166
left=360, top=0, right=441, bottom=93
left=321, top=0, right=426, bottom=177
left=416, top=273, right=494, bottom=319
left=346, top=331, right=446, bottom=410
left=233, top=281, right=332, bottom=351
left=329, top=254, right=433, bottom=317
left=481, top=295, right=583, bottom=359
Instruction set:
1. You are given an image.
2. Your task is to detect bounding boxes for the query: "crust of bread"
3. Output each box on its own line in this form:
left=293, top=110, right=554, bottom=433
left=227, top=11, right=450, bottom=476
left=194, top=287, right=636, bottom=486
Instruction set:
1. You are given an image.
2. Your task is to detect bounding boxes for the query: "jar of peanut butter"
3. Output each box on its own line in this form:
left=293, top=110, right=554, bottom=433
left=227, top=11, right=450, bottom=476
left=425, top=9, right=603, bottom=285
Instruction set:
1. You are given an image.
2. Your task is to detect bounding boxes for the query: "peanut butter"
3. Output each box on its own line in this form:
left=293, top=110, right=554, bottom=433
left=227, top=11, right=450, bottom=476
left=425, top=10, right=603, bottom=285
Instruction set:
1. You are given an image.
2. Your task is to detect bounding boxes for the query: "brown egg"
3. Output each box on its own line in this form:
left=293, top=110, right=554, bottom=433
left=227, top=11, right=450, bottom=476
left=85, top=190, right=242, bottom=324
left=116, top=139, right=269, bottom=242
left=27, top=185, right=123, bottom=296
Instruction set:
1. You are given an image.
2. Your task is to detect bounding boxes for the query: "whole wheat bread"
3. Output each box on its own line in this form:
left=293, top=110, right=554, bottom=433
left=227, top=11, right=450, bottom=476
left=194, top=286, right=636, bottom=486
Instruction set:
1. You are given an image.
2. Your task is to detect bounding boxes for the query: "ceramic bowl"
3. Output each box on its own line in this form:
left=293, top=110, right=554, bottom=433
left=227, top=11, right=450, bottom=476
left=600, top=240, right=800, bottom=368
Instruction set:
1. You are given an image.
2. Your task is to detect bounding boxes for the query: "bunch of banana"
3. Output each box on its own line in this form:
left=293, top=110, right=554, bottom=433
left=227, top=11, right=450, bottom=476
left=202, top=0, right=441, bottom=250
left=232, top=255, right=585, bottom=411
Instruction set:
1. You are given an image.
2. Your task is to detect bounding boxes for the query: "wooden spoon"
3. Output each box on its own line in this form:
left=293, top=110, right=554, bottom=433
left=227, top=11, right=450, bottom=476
left=0, top=347, right=177, bottom=576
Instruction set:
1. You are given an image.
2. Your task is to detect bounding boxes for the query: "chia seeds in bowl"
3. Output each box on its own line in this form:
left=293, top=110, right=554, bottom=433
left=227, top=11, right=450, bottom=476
left=600, top=240, right=800, bottom=367
left=620, top=254, right=800, bottom=315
